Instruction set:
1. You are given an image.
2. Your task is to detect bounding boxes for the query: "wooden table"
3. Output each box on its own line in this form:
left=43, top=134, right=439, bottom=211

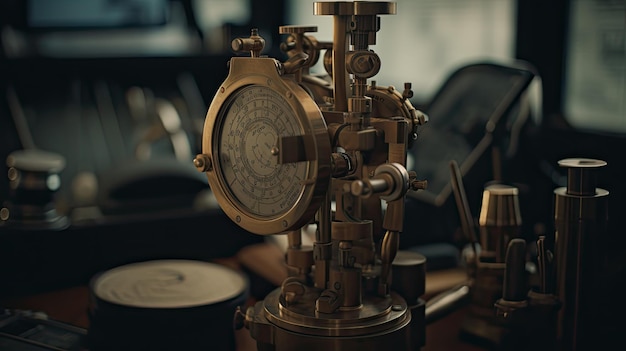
left=1, top=268, right=484, bottom=351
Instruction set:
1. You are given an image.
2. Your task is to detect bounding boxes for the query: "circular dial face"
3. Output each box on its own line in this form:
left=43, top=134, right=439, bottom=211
left=216, top=85, right=308, bottom=218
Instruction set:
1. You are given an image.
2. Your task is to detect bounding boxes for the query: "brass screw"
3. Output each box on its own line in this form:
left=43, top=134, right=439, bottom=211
left=193, top=154, right=212, bottom=172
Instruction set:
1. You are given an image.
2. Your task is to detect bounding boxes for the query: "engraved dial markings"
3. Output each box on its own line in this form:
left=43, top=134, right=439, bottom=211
left=217, top=85, right=308, bottom=217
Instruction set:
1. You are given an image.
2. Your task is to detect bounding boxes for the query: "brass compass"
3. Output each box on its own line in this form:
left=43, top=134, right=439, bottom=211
left=194, top=30, right=331, bottom=235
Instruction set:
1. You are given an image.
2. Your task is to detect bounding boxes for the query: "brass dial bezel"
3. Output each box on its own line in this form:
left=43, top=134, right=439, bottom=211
left=202, top=57, right=331, bottom=235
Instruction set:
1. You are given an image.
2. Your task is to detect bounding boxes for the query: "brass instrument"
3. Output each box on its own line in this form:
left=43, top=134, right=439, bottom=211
left=495, top=158, right=612, bottom=351
left=193, top=1, right=429, bottom=349
left=460, top=183, right=524, bottom=346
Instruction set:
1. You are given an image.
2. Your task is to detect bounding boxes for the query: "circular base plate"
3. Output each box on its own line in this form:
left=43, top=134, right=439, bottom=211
left=262, top=287, right=410, bottom=337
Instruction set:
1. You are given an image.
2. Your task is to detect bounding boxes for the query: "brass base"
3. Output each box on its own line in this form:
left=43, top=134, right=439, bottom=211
left=249, top=288, right=416, bottom=351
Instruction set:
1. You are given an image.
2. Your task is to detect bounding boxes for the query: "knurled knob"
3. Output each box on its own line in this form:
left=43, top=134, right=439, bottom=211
left=279, top=25, right=318, bottom=34
left=314, top=1, right=396, bottom=16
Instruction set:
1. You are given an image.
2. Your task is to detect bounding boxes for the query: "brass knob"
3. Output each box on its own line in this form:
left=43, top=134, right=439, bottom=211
left=231, top=28, right=265, bottom=57
left=193, top=154, right=212, bottom=172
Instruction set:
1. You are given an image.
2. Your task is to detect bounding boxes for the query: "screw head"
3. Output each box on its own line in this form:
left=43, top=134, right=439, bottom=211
left=193, top=154, right=212, bottom=172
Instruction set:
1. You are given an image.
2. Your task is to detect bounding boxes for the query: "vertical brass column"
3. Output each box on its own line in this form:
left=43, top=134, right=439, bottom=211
left=553, top=158, right=609, bottom=350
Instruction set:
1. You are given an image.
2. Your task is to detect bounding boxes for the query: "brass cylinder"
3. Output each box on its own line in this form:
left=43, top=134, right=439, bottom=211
left=391, top=250, right=426, bottom=304
left=553, top=158, right=609, bottom=351
left=478, top=184, right=522, bottom=263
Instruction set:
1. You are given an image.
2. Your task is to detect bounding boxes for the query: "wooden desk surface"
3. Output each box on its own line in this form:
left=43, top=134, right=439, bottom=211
left=1, top=268, right=484, bottom=351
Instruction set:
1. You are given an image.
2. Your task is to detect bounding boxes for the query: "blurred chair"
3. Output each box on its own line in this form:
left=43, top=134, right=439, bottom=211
left=402, top=60, right=540, bottom=270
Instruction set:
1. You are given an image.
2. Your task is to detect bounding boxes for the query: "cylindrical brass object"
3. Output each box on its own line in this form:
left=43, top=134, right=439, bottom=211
left=478, top=184, right=522, bottom=263
left=391, top=250, right=426, bottom=304
left=553, top=158, right=609, bottom=351
left=252, top=288, right=412, bottom=351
